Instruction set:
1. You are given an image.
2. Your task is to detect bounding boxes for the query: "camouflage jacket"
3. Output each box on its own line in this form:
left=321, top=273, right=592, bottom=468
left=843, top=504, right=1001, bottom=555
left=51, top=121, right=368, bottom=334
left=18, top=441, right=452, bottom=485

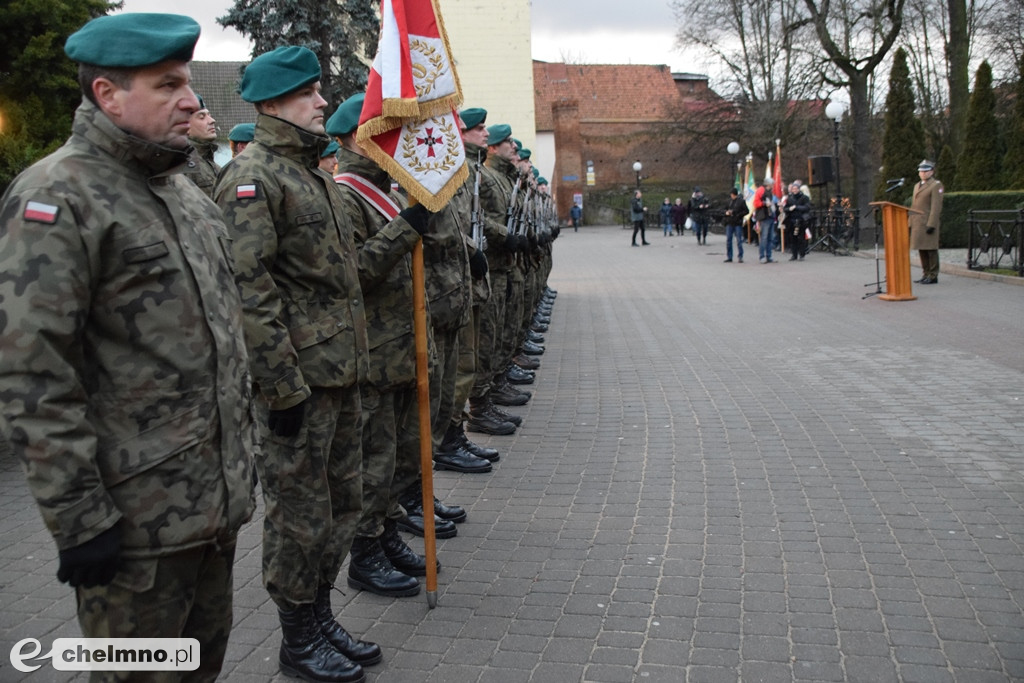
left=0, top=100, right=256, bottom=557
left=184, top=138, right=220, bottom=199
left=422, top=149, right=473, bottom=332
left=480, top=154, right=519, bottom=272
left=333, top=149, right=421, bottom=389
left=214, top=114, right=369, bottom=407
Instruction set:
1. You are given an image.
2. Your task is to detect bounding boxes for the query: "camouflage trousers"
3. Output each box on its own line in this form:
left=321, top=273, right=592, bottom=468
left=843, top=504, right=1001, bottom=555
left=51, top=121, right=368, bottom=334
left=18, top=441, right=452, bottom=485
left=450, top=304, right=480, bottom=428
left=256, top=387, right=363, bottom=608
left=429, top=324, right=460, bottom=449
left=497, top=268, right=525, bottom=380
left=76, top=539, right=237, bottom=682
left=471, top=270, right=509, bottom=399
left=355, top=383, right=420, bottom=537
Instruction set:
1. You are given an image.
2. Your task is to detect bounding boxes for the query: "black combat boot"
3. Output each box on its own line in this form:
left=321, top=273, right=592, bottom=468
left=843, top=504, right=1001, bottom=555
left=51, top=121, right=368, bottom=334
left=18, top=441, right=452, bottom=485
left=459, top=431, right=500, bottom=461
left=278, top=603, right=365, bottom=682
left=313, top=584, right=382, bottom=666
left=395, top=491, right=456, bottom=540
left=380, top=519, right=436, bottom=576
left=491, top=381, right=530, bottom=407
left=467, top=396, right=517, bottom=434
left=488, top=403, right=522, bottom=427
left=346, top=536, right=420, bottom=597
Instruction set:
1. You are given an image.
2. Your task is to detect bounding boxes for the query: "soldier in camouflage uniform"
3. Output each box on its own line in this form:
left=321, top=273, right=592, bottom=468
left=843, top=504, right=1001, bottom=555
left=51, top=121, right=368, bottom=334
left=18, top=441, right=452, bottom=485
left=183, top=94, right=220, bottom=198
left=0, top=14, right=255, bottom=681
left=323, top=93, right=437, bottom=599
left=213, top=47, right=378, bottom=683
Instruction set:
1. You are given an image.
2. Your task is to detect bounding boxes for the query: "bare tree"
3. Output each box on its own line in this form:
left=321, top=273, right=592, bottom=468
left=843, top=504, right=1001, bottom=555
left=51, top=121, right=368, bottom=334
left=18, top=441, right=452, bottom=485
left=802, top=0, right=908, bottom=225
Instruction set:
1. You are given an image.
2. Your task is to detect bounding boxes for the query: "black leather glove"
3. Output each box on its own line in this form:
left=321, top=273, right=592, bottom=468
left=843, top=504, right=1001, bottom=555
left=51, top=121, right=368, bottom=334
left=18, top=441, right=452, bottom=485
left=268, top=400, right=306, bottom=437
left=57, top=525, right=120, bottom=588
left=469, top=250, right=488, bottom=278
left=504, top=233, right=521, bottom=253
left=926, top=226, right=935, bottom=235
left=399, top=204, right=432, bottom=235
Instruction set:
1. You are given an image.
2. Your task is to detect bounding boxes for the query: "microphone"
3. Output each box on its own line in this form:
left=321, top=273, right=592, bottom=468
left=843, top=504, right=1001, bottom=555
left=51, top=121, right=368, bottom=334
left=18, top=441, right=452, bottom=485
left=885, top=177, right=904, bottom=193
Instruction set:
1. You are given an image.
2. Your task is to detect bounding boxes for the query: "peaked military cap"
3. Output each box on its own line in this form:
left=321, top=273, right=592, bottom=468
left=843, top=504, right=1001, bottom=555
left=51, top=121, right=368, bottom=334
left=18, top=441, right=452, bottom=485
left=64, top=13, right=200, bottom=67
left=241, top=46, right=321, bottom=103
left=321, top=140, right=340, bottom=158
left=459, top=107, right=487, bottom=129
left=917, top=159, right=935, bottom=171
left=325, top=93, right=365, bottom=137
left=487, top=124, right=512, bottom=146
left=518, top=147, right=532, bottom=160
left=228, top=123, right=255, bottom=142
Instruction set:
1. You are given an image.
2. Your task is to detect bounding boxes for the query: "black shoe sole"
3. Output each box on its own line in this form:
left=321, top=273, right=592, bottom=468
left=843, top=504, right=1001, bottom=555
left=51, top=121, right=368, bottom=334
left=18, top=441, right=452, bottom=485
left=346, top=575, right=421, bottom=597
left=433, top=459, right=493, bottom=473
left=466, top=421, right=516, bottom=435
left=396, top=519, right=458, bottom=538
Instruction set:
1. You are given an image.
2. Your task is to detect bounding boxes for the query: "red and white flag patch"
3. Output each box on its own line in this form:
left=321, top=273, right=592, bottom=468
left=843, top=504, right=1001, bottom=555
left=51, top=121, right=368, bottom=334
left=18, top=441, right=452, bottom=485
left=23, top=201, right=59, bottom=223
left=236, top=184, right=258, bottom=200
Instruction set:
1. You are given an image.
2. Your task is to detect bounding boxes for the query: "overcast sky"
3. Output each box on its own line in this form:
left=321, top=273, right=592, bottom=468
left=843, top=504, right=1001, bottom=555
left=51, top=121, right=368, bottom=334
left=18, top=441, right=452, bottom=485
left=117, top=0, right=695, bottom=72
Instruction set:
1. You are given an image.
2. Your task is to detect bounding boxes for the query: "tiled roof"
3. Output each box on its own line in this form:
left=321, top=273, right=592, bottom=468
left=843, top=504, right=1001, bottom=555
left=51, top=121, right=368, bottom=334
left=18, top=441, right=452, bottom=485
left=534, top=61, right=714, bottom=130
left=189, top=61, right=253, bottom=140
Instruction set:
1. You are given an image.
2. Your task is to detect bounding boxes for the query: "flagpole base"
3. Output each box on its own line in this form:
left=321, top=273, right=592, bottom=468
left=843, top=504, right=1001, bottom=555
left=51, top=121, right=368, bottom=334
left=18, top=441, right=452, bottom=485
left=426, top=590, right=437, bottom=609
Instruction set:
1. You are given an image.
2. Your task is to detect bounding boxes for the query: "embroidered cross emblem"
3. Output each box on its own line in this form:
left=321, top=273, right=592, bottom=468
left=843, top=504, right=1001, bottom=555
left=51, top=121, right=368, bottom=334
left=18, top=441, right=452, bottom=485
left=416, top=127, right=444, bottom=158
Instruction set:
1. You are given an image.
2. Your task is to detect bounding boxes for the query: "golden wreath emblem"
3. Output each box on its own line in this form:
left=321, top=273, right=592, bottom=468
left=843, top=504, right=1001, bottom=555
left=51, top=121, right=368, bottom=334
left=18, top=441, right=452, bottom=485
left=409, top=38, right=447, bottom=98
left=401, top=117, right=461, bottom=174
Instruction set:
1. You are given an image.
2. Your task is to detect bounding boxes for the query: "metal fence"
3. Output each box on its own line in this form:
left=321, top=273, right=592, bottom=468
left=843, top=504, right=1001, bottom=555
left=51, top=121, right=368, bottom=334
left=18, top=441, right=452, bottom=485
left=966, top=209, right=1024, bottom=277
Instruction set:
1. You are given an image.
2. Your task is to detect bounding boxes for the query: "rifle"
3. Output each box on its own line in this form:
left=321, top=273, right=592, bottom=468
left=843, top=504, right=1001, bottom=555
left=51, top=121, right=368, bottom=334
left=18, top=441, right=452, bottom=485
left=504, top=172, right=524, bottom=238
left=470, top=150, right=485, bottom=251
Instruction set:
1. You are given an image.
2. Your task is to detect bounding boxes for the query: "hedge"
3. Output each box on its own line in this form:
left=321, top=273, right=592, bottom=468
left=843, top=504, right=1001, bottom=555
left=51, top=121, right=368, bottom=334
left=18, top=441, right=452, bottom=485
left=939, top=191, right=1024, bottom=248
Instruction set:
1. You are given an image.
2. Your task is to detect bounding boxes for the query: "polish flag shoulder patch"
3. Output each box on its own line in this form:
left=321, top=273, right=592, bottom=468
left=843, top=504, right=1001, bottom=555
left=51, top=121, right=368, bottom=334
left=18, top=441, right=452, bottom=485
left=236, top=183, right=258, bottom=200
left=23, top=200, right=60, bottom=224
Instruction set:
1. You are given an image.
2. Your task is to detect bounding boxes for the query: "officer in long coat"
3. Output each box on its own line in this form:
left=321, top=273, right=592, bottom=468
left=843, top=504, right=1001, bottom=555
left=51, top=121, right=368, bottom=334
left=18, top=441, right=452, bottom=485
left=0, top=14, right=255, bottom=679
left=909, top=159, right=944, bottom=284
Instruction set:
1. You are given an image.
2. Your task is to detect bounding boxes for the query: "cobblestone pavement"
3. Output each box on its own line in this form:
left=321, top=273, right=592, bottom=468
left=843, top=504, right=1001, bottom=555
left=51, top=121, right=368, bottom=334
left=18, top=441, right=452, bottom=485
left=2, top=226, right=1022, bottom=682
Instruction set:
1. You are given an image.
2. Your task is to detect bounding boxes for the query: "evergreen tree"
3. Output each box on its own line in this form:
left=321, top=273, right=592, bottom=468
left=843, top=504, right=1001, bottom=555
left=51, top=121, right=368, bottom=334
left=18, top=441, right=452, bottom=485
left=0, top=0, right=115, bottom=191
left=937, top=144, right=957, bottom=191
left=955, top=61, right=1003, bottom=191
left=218, top=0, right=379, bottom=111
left=876, top=48, right=924, bottom=205
left=1002, top=55, right=1024, bottom=189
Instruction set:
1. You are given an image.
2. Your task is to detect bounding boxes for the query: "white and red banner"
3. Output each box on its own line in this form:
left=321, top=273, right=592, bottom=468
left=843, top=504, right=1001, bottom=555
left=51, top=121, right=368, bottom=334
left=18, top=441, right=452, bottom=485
left=357, top=0, right=467, bottom=211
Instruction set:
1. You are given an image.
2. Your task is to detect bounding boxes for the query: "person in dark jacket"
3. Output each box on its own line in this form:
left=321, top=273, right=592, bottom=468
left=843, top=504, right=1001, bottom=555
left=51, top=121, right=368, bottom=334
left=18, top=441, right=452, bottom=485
left=722, top=187, right=748, bottom=262
left=688, top=187, right=711, bottom=245
left=630, top=190, right=649, bottom=246
left=671, top=197, right=688, bottom=236
left=782, top=182, right=812, bottom=260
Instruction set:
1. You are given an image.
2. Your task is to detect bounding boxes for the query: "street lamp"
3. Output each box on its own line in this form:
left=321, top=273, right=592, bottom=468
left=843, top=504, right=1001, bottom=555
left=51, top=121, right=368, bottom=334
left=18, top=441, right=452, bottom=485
left=727, top=141, right=739, bottom=190
left=633, top=160, right=642, bottom=189
left=825, top=101, right=845, bottom=202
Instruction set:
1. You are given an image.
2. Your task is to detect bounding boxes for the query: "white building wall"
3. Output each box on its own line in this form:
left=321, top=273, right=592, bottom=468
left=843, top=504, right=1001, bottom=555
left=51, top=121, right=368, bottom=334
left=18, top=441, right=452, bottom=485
left=439, top=0, right=537, bottom=156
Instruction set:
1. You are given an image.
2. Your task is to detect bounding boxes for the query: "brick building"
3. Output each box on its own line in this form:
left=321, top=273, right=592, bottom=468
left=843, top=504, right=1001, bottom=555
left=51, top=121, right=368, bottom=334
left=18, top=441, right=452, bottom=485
left=534, top=61, right=733, bottom=221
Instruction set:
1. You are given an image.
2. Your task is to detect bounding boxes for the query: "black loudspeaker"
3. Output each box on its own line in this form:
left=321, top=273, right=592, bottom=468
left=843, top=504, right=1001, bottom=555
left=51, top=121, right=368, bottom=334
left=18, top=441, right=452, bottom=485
left=807, top=156, right=833, bottom=186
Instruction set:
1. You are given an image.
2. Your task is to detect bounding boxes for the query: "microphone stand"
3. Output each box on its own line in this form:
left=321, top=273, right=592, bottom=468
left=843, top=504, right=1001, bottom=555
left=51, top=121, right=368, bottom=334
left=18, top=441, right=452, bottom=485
left=863, top=179, right=904, bottom=299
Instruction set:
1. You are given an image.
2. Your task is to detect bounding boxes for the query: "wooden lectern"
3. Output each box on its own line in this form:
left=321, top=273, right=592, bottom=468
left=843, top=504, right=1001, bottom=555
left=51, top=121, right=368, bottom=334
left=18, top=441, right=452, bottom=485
left=869, top=201, right=920, bottom=302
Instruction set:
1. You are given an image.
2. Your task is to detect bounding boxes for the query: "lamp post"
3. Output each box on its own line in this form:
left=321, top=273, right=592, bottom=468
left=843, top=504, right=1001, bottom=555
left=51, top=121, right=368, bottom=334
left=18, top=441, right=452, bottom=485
left=824, top=101, right=845, bottom=203
left=727, top=141, right=739, bottom=190
left=633, top=160, right=642, bottom=189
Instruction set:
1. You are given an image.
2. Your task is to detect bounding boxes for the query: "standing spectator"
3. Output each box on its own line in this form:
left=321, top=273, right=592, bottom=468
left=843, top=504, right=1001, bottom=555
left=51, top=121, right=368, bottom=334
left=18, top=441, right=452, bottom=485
left=630, top=189, right=649, bottom=246
left=782, top=182, right=812, bottom=260
left=754, top=177, right=777, bottom=263
left=723, top=187, right=748, bottom=263
left=0, top=13, right=255, bottom=681
left=214, top=45, right=381, bottom=682
left=671, top=197, right=688, bottom=235
left=909, top=159, right=944, bottom=284
left=570, top=200, right=582, bottom=231
left=660, top=197, right=673, bottom=236
left=688, top=186, right=711, bottom=245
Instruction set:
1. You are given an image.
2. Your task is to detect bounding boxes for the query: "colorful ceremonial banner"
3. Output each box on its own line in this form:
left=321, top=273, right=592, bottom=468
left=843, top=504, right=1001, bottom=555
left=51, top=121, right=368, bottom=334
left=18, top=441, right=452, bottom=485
left=357, top=0, right=467, bottom=211
left=773, top=140, right=784, bottom=199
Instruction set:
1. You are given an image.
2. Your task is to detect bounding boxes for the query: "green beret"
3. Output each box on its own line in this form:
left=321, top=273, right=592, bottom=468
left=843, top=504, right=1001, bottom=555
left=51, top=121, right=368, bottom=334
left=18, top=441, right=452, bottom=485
left=537, top=177, right=548, bottom=185
left=228, top=123, right=255, bottom=142
left=459, top=107, right=487, bottom=129
left=64, top=13, right=200, bottom=67
left=517, top=147, right=531, bottom=160
left=531, top=167, right=540, bottom=178
left=321, top=140, right=340, bottom=158
left=325, top=93, right=365, bottom=137
left=241, top=46, right=321, bottom=103
left=487, top=124, right=512, bottom=146
left=195, top=94, right=206, bottom=111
